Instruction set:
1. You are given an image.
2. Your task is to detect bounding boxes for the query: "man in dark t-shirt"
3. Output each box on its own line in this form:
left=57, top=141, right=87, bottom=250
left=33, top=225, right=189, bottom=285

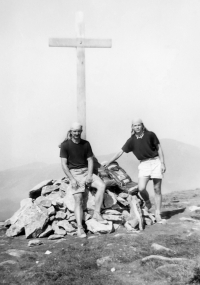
left=103, top=118, right=166, bottom=223
left=60, top=122, right=106, bottom=238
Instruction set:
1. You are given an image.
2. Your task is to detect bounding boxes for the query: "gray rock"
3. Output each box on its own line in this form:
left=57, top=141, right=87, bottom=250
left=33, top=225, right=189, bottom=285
left=55, top=211, right=67, bottom=220
left=57, top=220, right=76, bottom=233
left=86, top=219, right=114, bottom=234
left=48, top=234, right=64, bottom=240
left=116, top=196, right=129, bottom=206
left=35, top=196, right=52, bottom=208
left=4, top=219, right=11, bottom=227
left=23, top=205, right=49, bottom=238
left=28, top=239, right=43, bottom=247
left=118, top=192, right=129, bottom=199
left=9, top=198, right=33, bottom=225
left=54, top=227, right=66, bottom=236
left=96, top=256, right=112, bottom=267
left=6, top=219, right=25, bottom=237
left=48, top=206, right=56, bottom=216
left=48, top=193, right=64, bottom=207
left=49, top=215, right=55, bottom=221
left=68, top=214, right=76, bottom=222
left=6, top=249, right=29, bottom=258
left=29, top=180, right=53, bottom=199
left=41, top=185, right=60, bottom=196
left=104, top=190, right=117, bottom=208
left=0, top=260, right=18, bottom=266
left=102, top=214, right=124, bottom=222
left=151, top=243, right=175, bottom=252
left=39, top=225, right=53, bottom=238
left=103, top=209, right=122, bottom=215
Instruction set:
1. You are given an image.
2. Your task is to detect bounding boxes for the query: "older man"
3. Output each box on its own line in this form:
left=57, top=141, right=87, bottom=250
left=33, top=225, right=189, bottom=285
left=60, top=122, right=106, bottom=238
left=103, top=118, right=166, bottom=223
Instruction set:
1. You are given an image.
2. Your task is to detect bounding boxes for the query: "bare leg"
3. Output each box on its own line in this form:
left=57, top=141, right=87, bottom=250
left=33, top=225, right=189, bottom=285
left=153, top=178, right=162, bottom=222
left=138, top=176, right=150, bottom=202
left=91, top=179, right=106, bottom=222
left=74, top=193, right=86, bottom=237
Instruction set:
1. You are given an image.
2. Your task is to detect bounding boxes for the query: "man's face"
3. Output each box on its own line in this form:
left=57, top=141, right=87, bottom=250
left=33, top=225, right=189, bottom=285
left=132, top=123, right=143, bottom=133
left=71, top=128, right=82, bottom=139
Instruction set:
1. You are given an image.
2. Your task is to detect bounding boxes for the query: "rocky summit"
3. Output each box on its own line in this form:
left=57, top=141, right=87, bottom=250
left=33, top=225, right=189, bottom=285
left=4, top=177, right=155, bottom=239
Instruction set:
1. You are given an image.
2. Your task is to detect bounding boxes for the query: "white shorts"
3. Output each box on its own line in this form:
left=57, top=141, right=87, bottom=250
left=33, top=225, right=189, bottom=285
left=138, top=157, right=163, bottom=179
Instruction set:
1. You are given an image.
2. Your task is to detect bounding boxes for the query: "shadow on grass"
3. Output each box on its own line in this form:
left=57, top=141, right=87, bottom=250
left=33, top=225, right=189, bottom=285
left=161, top=207, right=186, bottom=219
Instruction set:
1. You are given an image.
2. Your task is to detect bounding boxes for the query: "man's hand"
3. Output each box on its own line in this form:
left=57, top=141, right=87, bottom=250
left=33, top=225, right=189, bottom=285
left=161, top=163, right=166, bottom=174
left=85, top=175, right=93, bottom=186
left=101, top=161, right=110, bottom=168
left=70, top=178, right=79, bottom=189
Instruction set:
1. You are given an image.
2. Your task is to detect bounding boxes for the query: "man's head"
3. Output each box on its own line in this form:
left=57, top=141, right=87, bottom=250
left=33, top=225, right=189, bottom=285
left=70, top=122, right=83, bottom=140
left=131, top=118, right=144, bottom=134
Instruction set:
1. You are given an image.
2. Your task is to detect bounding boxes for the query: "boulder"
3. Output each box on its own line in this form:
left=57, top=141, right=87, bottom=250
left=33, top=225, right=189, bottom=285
left=48, top=234, right=64, bottom=240
left=116, top=196, right=129, bottom=206
left=39, top=225, right=53, bottom=238
left=47, top=193, right=64, bottom=207
left=57, top=220, right=76, bottom=233
left=55, top=211, right=67, bottom=220
left=54, top=227, right=66, bottom=236
left=24, top=205, right=49, bottom=238
left=102, top=214, right=124, bottom=223
left=29, top=180, right=53, bottom=199
left=103, top=191, right=117, bottom=209
left=9, top=198, right=33, bottom=225
left=35, top=196, right=52, bottom=208
left=49, top=215, right=55, bottom=221
left=118, top=192, right=129, bottom=199
left=48, top=206, right=56, bottom=216
left=28, top=240, right=43, bottom=247
left=86, top=219, right=114, bottom=234
left=6, top=199, right=34, bottom=237
left=41, top=185, right=60, bottom=196
left=103, top=209, right=122, bottom=215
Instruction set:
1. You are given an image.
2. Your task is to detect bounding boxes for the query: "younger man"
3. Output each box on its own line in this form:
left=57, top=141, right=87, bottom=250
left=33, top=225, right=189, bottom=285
left=60, top=122, right=106, bottom=238
left=103, top=118, right=166, bottom=223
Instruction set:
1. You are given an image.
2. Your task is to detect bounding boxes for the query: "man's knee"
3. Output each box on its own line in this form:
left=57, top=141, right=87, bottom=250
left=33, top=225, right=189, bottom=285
left=153, top=181, right=162, bottom=195
left=74, top=193, right=84, bottom=206
left=93, top=179, right=106, bottom=193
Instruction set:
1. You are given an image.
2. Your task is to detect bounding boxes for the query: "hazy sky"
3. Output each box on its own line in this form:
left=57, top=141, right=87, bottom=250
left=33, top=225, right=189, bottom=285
left=1, top=0, right=200, bottom=170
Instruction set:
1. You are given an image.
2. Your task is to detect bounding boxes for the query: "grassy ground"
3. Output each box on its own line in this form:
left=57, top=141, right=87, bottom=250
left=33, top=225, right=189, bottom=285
left=1, top=188, right=200, bottom=285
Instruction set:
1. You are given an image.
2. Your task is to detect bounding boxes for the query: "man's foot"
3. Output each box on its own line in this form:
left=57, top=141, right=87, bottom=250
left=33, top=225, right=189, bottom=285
left=77, top=226, right=87, bottom=238
left=155, top=212, right=166, bottom=224
left=93, top=211, right=108, bottom=224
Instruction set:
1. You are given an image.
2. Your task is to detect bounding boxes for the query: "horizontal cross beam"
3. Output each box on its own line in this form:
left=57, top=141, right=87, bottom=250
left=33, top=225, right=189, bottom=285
left=49, top=38, right=112, bottom=48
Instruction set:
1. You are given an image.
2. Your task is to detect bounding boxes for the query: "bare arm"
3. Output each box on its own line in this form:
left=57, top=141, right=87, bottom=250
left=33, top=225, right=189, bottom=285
left=86, top=156, right=94, bottom=184
left=157, top=144, right=166, bottom=173
left=61, top=157, right=79, bottom=188
left=102, top=150, right=124, bottom=167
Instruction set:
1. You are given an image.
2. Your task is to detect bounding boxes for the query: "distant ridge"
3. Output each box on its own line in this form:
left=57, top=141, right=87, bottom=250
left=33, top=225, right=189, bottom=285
left=0, top=139, right=200, bottom=220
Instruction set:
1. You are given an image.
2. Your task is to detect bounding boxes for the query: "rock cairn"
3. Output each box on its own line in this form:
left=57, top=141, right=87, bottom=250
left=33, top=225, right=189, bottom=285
left=4, top=178, right=155, bottom=239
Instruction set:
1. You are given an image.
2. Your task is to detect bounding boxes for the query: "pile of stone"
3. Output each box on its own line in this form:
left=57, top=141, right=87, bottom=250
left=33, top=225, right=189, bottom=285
left=4, top=177, right=155, bottom=239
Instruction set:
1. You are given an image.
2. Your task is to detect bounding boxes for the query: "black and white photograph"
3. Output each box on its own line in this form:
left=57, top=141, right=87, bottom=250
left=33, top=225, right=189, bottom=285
left=1, top=1, right=200, bottom=284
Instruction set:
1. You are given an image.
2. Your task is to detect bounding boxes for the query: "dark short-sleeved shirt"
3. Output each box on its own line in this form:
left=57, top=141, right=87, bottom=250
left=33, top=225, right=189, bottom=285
left=122, top=131, right=160, bottom=161
left=60, top=139, right=93, bottom=169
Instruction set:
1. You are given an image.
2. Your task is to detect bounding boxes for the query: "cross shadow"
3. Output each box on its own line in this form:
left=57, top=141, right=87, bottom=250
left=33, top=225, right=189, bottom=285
left=161, top=207, right=186, bottom=219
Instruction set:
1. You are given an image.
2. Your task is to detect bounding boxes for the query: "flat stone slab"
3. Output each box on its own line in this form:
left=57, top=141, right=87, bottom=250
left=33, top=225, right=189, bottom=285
left=29, top=180, right=53, bottom=199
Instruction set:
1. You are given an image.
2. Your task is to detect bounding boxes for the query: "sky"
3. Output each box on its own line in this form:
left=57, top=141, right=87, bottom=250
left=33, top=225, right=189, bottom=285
left=0, top=0, right=200, bottom=170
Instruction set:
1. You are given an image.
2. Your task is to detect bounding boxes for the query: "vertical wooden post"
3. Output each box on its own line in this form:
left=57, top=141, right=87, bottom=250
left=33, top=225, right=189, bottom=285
left=76, top=11, right=86, bottom=139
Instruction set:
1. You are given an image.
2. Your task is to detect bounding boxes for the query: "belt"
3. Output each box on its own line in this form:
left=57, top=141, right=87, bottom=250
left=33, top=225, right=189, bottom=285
left=140, top=156, right=159, bottom=163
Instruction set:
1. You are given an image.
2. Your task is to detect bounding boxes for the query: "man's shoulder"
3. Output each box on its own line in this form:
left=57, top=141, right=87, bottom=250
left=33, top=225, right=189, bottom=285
left=80, top=139, right=91, bottom=145
left=145, top=130, right=156, bottom=137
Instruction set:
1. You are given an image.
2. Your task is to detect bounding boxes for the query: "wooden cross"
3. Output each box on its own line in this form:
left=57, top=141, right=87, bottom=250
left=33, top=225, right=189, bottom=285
left=49, top=11, right=112, bottom=139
